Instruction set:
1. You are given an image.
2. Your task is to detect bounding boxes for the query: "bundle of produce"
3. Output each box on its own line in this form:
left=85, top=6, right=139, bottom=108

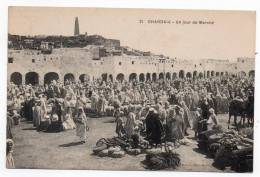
left=213, top=130, right=254, bottom=170
left=98, top=149, right=109, bottom=157
left=145, top=147, right=165, bottom=155
left=230, top=147, right=253, bottom=172
left=110, top=150, right=125, bottom=158
left=208, top=143, right=221, bottom=158
left=108, top=146, right=121, bottom=155
left=107, top=146, right=126, bottom=158
left=93, top=138, right=108, bottom=154
left=198, top=128, right=223, bottom=151
left=142, top=151, right=181, bottom=170
left=239, top=128, right=253, bottom=139
left=93, top=137, right=130, bottom=155
left=126, top=148, right=142, bottom=155
left=106, top=137, right=130, bottom=150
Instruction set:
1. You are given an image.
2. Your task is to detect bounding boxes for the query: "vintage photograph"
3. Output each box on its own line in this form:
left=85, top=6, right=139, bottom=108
left=7, top=7, right=255, bottom=172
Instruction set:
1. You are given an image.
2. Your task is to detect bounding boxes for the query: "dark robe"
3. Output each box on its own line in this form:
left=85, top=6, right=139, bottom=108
left=145, top=112, right=165, bottom=145
left=247, top=95, right=254, bottom=118
left=166, top=114, right=185, bottom=141
left=169, top=94, right=178, bottom=105
left=200, top=101, right=210, bottom=120
left=27, top=99, right=34, bottom=121
left=7, top=116, right=13, bottom=139
left=23, top=100, right=29, bottom=120
left=48, top=101, right=63, bottom=132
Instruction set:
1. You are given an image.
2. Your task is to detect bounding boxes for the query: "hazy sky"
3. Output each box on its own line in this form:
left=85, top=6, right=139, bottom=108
left=8, top=7, right=256, bottom=60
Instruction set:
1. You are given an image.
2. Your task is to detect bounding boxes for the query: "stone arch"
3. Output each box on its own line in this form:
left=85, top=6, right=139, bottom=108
left=109, top=74, right=113, bottom=82
left=225, top=71, right=229, bottom=76
left=146, top=73, right=151, bottom=81
left=186, top=72, right=192, bottom=78
left=249, top=70, right=255, bottom=78
left=10, top=72, right=22, bottom=85
left=116, top=73, right=124, bottom=82
left=101, top=73, right=108, bottom=82
left=199, top=72, right=203, bottom=78
left=207, top=71, right=210, bottom=78
left=152, top=73, right=157, bottom=81
left=139, top=73, right=145, bottom=82
left=172, top=72, right=177, bottom=80
left=129, top=73, right=137, bottom=81
left=44, top=72, right=59, bottom=85
left=159, top=72, right=164, bottom=80
left=25, top=72, right=39, bottom=85
left=79, top=74, right=90, bottom=83
left=64, top=73, right=75, bottom=83
left=179, top=70, right=185, bottom=79
left=238, top=71, right=246, bottom=77
left=211, top=71, right=215, bottom=77
left=166, top=72, right=171, bottom=80
left=193, top=71, right=197, bottom=78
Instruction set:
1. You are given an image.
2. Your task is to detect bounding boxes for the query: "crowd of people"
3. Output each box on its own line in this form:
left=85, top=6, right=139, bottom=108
left=6, top=74, right=255, bottom=167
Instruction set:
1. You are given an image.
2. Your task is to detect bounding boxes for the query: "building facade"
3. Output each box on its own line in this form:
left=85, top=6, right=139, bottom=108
left=7, top=47, right=255, bottom=86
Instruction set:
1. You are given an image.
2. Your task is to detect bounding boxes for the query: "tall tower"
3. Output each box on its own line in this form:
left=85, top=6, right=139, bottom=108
left=74, top=17, right=80, bottom=36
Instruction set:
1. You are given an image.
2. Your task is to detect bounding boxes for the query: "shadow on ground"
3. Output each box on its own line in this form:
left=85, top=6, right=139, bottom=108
left=59, top=141, right=85, bottom=147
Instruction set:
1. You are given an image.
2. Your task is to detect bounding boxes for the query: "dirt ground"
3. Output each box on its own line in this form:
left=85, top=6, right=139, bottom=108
left=12, top=114, right=234, bottom=172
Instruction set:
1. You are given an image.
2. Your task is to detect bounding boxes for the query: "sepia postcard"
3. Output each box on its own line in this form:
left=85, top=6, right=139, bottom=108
left=6, top=6, right=255, bottom=172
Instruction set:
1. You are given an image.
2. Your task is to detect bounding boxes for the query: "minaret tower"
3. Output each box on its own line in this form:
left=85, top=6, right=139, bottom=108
left=74, top=17, right=80, bottom=36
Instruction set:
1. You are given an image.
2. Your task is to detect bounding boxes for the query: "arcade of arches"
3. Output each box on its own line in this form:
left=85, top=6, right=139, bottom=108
left=9, top=70, right=254, bottom=85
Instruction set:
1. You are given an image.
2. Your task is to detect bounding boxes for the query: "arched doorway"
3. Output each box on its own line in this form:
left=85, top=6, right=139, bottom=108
left=220, top=72, right=224, bottom=76
left=207, top=71, right=210, bottom=78
left=64, top=73, right=75, bottom=83
left=238, top=71, right=246, bottom=77
left=129, top=73, right=137, bottom=82
left=211, top=71, right=215, bottom=77
left=10, top=72, right=22, bottom=85
left=152, top=73, right=157, bottom=81
left=79, top=74, right=90, bottom=83
left=199, top=72, right=203, bottom=78
left=116, top=73, right=124, bottom=82
left=146, top=73, right=151, bottom=81
left=249, top=70, right=255, bottom=78
left=172, top=72, right=177, bottom=80
left=101, top=73, right=108, bottom=82
left=179, top=70, right=185, bottom=79
left=44, top=72, right=59, bottom=85
left=25, top=72, right=39, bottom=85
left=186, top=72, right=192, bottom=78
left=193, top=71, right=197, bottom=78
left=139, top=73, right=145, bottom=82
left=225, top=71, right=229, bottom=76
left=166, top=72, right=171, bottom=80
left=109, top=74, right=113, bottom=82
left=159, top=73, right=164, bottom=80
left=216, top=72, right=220, bottom=77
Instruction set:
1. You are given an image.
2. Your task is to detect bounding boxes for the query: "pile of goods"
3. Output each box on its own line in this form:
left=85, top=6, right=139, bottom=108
left=92, top=135, right=151, bottom=158
left=198, top=128, right=253, bottom=172
left=92, top=137, right=130, bottom=158
left=142, top=150, right=181, bottom=170
left=93, top=136, right=182, bottom=170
